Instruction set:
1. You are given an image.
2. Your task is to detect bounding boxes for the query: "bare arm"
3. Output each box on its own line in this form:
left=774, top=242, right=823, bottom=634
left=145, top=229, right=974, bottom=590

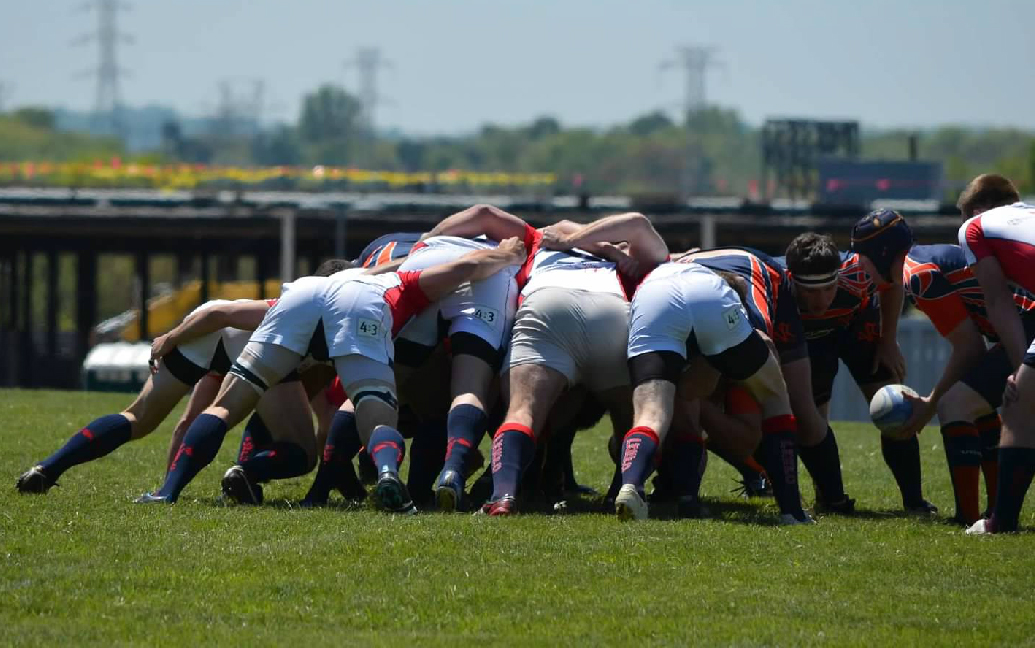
left=423, top=204, right=529, bottom=242
left=364, top=258, right=406, bottom=275
left=781, top=356, right=829, bottom=446
left=876, top=282, right=907, bottom=380
left=542, top=212, right=669, bottom=270
left=417, top=237, right=526, bottom=303
left=150, top=300, right=271, bottom=366
left=974, top=257, right=1027, bottom=369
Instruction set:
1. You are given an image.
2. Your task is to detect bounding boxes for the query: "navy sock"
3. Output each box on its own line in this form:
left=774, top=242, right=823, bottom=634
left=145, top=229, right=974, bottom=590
left=490, top=423, right=536, bottom=500
left=605, top=463, right=622, bottom=502
left=40, top=413, right=133, bottom=480
left=304, top=410, right=362, bottom=502
left=407, top=418, right=447, bottom=506
left=759, top=418, right=805, bottom=518
left=797, top=426, right=847, bottom=504
left=442, top=403, right=488, bottom=476
left=619, top=426, right=660, bottom=491
left=368, top=426, right=406, bottom=475
left=991, top=447, right=1035, bottom=532
left=667, top=433, right=706, bottom=498
left=157, top=413, right=228, bottom=501
left=880, top=435, right=924, bottom=506
left=242, top=441, right=311, bottom=483
left=941, top=422, right=982, bottom=523
left=236, top=413, right=273, bottom=464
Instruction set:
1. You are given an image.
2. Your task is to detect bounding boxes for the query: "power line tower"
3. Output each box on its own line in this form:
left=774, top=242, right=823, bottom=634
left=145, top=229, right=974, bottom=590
left=75, top=0, right=132, bottom=137
left=344, top=47, right=392, bottom=138
left=660, top=45, right=723, bottom=199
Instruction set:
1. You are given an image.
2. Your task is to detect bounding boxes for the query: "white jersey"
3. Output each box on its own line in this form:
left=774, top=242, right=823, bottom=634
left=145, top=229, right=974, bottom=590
left=521, top=249, right=625, bottom=298
left=177, top=299, right=257, bottom=372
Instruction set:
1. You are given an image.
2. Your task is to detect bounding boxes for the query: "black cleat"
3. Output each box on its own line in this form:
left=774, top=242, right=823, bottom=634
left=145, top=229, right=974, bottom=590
left=677, top=495, right=708, bottom=519
left=221, top=466, right=264, bottom=505
left=373, top=470, right=417, bottom=514
left=904, top=499, right=938, bottom=515
left=134, top=492, right=173, bottom=504
left=435, top=469, right=464, bottom=513
left=16, top=465, right=56, bottom=494
left=733, top=474, right=773, bottom=498
left=814, top=495, right=856, bottom=515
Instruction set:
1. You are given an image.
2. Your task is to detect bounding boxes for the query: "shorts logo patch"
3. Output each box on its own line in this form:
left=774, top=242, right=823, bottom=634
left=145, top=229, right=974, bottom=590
left=357, top=318, right=381, bottom=338
left=472, top=307, right=499, bottom=325
left=723, top=307, right=741, bottom=330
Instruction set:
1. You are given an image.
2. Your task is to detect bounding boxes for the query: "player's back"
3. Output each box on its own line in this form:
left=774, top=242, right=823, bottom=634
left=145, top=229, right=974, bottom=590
left=959, top=201, right=1035, bottom=293
left=355, top=232, right=423, bottom=268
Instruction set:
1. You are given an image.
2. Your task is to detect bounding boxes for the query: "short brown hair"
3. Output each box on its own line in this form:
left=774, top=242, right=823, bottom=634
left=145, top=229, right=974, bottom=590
left=957, top=174, right=1020, bottom=218
left=785, top=232, right=840, bottom=276
left=716, top=270, right=749, bottom=305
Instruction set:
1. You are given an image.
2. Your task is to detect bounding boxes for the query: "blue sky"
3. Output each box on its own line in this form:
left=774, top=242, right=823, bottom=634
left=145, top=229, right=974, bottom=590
left=2, top=0, right=1033, bottom=133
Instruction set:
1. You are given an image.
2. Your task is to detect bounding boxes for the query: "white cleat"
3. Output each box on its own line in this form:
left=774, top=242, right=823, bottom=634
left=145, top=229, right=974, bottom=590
left=615, top=484, right=648, bottom=521
left=965, top=518, right=995, bottom=535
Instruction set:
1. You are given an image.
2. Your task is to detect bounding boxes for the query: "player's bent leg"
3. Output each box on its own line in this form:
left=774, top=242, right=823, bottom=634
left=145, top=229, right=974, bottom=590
left=144, top=342, right=298, bottom=503
left=936, top=382, right=994, bottom=524
left=17, top=367, right=191, bottom=494
left=483, top=364, right=566, bottom=516
left=977, top=366, right=1035, bottom=533
left=437, top=351, right=496, bottom=509
left=303, top=401, right=366, bottom=506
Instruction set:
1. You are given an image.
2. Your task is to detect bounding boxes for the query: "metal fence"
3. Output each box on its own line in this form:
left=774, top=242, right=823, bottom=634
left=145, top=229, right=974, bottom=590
left=828, top=315, right=953, bottom=422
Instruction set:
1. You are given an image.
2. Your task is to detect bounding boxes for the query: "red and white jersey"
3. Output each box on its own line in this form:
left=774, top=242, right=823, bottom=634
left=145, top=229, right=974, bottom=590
left=959, top=202, right=1035, bottom=294
left=521, top=248, right=625, bottom=299
left=324, top=268, right=431, bottom=338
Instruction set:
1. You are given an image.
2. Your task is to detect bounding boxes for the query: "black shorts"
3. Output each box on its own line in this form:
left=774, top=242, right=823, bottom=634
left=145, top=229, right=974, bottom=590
left=808, top=303, right=893, bottom=405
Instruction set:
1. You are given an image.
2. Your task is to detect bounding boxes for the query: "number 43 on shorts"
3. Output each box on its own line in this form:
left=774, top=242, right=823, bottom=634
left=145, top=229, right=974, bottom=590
left=357, top=318, right=381, bottom=338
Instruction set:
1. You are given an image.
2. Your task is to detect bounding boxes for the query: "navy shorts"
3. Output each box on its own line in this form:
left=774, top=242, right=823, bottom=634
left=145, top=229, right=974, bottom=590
left=808, top=303, right=893, bottom=405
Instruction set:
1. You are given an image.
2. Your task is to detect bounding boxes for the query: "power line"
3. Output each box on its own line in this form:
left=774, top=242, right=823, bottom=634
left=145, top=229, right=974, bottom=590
left=659, top=45, right=721, bottom=117
left=74, top=0, right=132, bottom=137
left=343, top=47, right=392, bottom=135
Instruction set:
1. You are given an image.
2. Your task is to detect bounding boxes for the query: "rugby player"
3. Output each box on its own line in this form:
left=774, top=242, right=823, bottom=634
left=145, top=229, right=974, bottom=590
left=782, top=212, right=936, bottom=514
left=480, top=211, right=668, bottom=515
left=136, top=238, right=526, bottom=511
left=951, top=174, right=1035, bottom=534
left=896, top=243, right=1025, bottom=523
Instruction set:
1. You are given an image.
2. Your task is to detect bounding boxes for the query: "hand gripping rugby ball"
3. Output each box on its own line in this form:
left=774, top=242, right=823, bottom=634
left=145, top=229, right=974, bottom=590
left=868, top=384, right=918, bottom=437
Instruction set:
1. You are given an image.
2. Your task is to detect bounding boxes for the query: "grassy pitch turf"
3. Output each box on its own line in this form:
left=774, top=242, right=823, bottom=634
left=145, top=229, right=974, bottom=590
left=2, top=389, right=1035, bottom=646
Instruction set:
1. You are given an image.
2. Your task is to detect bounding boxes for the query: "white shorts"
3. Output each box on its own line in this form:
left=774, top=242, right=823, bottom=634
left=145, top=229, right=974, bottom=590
left=627, top=262, right=754, bottom=360
left=507, top=287, right=630, bottom=392
left=400, top=243, right=518, bottom=350
left=249, top=275, right=395, bottom=365
left=176, top=301, right=250, bottom=371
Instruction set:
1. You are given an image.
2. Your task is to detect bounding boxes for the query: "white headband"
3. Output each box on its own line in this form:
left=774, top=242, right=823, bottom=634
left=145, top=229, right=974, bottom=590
left=793, top=271, right=840, bottom=288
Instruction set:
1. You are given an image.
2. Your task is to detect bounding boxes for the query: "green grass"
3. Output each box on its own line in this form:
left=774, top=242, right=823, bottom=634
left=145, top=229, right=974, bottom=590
left=2, top=389, right=1034, bottom=646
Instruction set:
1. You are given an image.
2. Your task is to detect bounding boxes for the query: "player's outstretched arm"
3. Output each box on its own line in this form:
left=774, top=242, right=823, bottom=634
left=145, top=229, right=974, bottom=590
left=422, top=203, right=529, bottom=242
left=541, top=212, right=669, bottom=271
left=875, top=281, right=907, bottom=381
left=417, top=237, right=526, bottom=303
left=150, top=300, right=271, bottom=367
left=974, top=256, right=1028, bottom=370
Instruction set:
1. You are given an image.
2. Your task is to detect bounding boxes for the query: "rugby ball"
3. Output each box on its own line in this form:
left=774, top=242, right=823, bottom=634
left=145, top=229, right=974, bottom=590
left=869, top=384, right=918, bottom=437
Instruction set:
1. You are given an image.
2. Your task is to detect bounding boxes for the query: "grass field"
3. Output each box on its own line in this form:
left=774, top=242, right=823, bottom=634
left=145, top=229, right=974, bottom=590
left=2, top=389, right=1035, bottom=646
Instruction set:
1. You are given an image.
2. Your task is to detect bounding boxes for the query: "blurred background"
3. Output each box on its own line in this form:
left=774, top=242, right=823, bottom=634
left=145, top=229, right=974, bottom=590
left=1, top=0, right=1033, bottom=403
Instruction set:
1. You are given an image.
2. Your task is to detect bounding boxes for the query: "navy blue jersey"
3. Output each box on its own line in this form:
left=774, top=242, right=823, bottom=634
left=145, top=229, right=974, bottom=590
left=680, top=247, right=808, bottom=363
left=354, top=232, right=423, bottom=268
left=905, top=243, right=1035, bottom=344
left=778, top=251, right=879, bottom=340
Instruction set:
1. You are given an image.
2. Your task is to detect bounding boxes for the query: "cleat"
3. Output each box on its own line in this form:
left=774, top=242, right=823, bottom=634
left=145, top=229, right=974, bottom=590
left=615, top=484, right=648, bottom=521
left=904, top=499, right=938, bottom=515
left=16, top=465, right=56, bottom=494
left=373, top=470, right=417, bottom=514
left=221, top=466, right=264, bottom=505
left=676, top=495, right=706, bottom=519
left=134, top=492, right=172, bottom=504
left=435, top=469, right=464, bottom=513
left=733, top=474, right=772, bottom=498
left=965, top=517, right=997, bottom=535
left=486, top=494, right=517, bottom=516
left=814, top=496, right=856, bottom=515
left=779, top=511, right=816, bottom=526
left=565, top=483, right=600, bottom=498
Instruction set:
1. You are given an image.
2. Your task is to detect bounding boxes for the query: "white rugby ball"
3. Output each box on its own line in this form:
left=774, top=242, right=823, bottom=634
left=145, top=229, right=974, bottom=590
left=869, top=384, right=918, bottom=437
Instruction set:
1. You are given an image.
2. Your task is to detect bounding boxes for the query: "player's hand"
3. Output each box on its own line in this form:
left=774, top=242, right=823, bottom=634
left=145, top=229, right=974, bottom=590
left=898, top=392, right=934, bottom=437
left=496, top=236, right=526, bottom=263
left=149, top=332, right=178, bottom=372
left=539, top=225, right=574, bottom=251
left=875, top=338, right=906, bottom=382
left=1003, top=373, right=1020, bottom=405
